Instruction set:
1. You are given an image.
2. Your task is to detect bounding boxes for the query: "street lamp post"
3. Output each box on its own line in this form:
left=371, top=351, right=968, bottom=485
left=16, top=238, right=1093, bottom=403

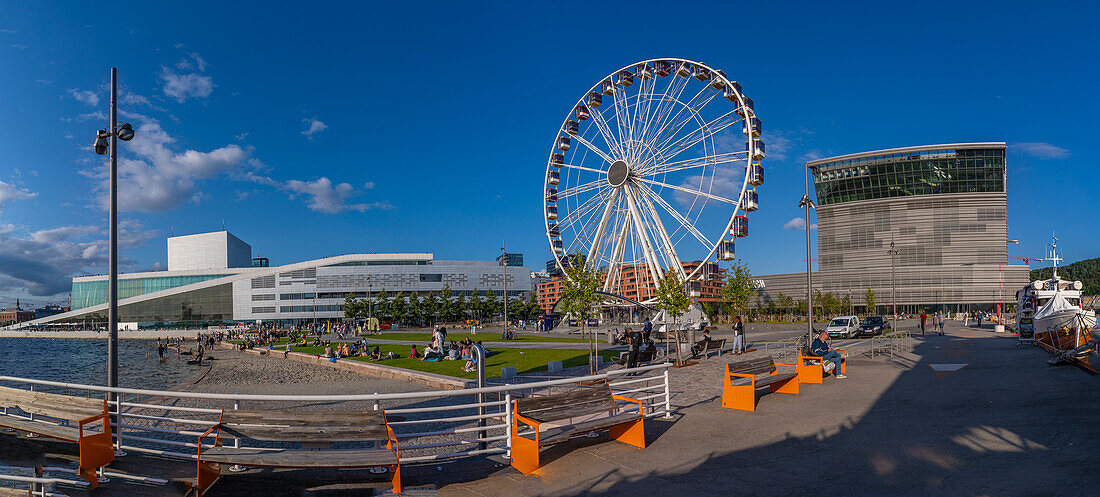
left=501, top=241, right=507, bottom=333
left=799, top=164, right=816, bottom=346
left=888, top=238, right=899, bottom=333
left=92, top=68, right=136, bottom=455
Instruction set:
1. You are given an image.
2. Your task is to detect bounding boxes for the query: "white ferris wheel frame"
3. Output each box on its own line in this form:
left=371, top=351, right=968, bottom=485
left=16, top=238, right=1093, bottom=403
left=544, top=58, right=762, bottom=301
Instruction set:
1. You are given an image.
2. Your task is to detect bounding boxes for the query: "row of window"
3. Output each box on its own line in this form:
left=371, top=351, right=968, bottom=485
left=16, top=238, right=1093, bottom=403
left=72, top=274, right=230, bottom=309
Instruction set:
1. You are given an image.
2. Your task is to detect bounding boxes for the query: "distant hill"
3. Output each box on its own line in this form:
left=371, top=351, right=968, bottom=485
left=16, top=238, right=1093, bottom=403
left=1030, top=257, right=1100, bottom=295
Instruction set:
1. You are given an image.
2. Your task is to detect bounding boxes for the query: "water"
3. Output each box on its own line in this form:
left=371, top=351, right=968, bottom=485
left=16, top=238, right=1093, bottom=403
left=0, top=338, right=199, bottom=391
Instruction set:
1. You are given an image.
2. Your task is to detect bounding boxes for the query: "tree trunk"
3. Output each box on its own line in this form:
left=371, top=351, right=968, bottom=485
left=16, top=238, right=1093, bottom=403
left=673, top=317, right=683, bottom=365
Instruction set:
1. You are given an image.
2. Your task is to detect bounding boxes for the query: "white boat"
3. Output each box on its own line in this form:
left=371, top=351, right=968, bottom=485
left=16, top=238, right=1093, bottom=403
left=1016, top=237, right=1096, bottom=368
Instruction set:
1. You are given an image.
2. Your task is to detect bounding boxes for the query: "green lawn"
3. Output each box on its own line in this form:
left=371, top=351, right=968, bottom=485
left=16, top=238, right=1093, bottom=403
left=288, top=344, right=619, bottom=379
left=363, top=332, right=590, bottom=344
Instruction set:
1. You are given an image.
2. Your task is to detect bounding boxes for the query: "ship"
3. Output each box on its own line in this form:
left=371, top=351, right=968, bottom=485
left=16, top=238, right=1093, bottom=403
left=1015, top=237, right=1097, bottom=373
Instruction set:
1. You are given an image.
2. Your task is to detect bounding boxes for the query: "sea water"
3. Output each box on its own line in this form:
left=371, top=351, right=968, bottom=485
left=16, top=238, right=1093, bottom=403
left=0, top=338, right=199, bottom=391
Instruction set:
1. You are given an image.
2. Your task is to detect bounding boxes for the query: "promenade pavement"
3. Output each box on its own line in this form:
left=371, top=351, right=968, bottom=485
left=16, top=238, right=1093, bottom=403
left=435, top=321, right=1099, bottom=496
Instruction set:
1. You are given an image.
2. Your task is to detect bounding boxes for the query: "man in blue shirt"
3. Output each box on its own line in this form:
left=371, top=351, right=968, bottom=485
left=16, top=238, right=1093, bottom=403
left=810, top=331, right=846, bottom=379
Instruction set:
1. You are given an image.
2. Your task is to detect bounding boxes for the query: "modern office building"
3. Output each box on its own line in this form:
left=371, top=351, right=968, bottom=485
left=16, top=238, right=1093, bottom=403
left=755, top=142, right=1030, bottom=313
left=18, top=231, right=532, bottom=328
left=497, top=252, right=523, bottom=267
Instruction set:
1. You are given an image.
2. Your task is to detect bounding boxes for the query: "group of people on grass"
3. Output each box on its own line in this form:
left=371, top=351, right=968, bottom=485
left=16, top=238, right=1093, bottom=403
left=409, top=327, right=485, bottom=372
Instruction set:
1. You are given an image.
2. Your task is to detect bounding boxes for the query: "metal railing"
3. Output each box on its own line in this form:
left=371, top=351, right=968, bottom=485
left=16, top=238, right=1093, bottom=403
left=866, top=332, right=913, bottom=359
left=0, top=362, right=672, bottom=467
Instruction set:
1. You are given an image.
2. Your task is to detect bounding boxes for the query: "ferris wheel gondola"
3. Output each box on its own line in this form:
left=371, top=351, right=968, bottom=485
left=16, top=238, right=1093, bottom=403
left=543, top=58, right=765, bottom=301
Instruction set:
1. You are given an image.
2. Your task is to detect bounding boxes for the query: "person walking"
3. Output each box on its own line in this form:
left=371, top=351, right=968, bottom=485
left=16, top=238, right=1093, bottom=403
left=642, top=318, right=653, bottom=345
left=938, top=312, right=946, bottom=335
left=732, top=316, right=745, bottom=354
left=920, top=311, right=927, bottom=336
left=625, top=327, right=641, bottom=372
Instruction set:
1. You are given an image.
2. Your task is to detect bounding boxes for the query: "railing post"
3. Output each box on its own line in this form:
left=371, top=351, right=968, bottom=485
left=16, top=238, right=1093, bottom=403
left=503, top=388, right=512, bottom=460
left=475, top=344, right=487, bottom=452
left=114, top=392, right=126, bottom=456
left=229, top=400, right=244, bottom=472
left=663, top=367, right=672, bottom=419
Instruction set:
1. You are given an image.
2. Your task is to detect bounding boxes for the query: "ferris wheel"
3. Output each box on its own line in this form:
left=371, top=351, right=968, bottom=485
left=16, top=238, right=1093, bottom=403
left=544, top=58, right=765, bottom=301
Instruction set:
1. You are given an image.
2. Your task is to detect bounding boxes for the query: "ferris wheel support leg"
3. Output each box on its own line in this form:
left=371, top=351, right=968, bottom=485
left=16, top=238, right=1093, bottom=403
left=604, top=213, right=632, bottom=294
left=624, top=186, right=665, bottom=288
left=588, top=189, right=621, bottom=270
left=636, top=185, right=686, bottom=280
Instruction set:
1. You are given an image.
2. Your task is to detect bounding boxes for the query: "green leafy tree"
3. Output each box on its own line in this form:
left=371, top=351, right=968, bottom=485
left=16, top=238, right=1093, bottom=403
left=720, top=259, right=755, bottom=321
left=424, top=292, right=442, bottom=326
left=439, top=285, right=458, bottom=323
left=374, top=289, right=391, bottom=322
left=865, top=288, right=877, bottom=315
left=558, top=254, right=602, bottom=374
left=655, top=271, right=692, bottom=364
left=391, top=291, right=408, bottom=326
left=342, top=293, right=364, bottom=320
left=776, top=293, right=794, bottom=322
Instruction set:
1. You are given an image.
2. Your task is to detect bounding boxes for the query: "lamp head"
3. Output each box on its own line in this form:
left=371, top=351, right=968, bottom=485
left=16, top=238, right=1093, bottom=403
left=93, top=129, right=110, bottom=155
left=116, top=123, right=135, bottom=141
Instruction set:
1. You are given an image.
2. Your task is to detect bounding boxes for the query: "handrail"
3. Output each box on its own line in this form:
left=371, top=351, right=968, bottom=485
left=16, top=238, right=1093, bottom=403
left=0, top=362, right=670, bottom=401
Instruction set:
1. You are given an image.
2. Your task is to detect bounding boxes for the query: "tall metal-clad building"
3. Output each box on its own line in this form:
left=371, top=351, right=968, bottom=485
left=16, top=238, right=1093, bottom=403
left=756, top=143, right=1030, bottom=313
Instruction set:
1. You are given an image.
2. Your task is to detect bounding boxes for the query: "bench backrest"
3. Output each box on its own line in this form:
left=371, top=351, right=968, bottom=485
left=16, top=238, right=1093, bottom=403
left=218, top=410, right=389, bottom=443
left=703, top=338, right=726, bottom=350
left=727, top=357, right=777, bottom=376
left=0, top=386, right=105, bottom=421
left=516, top=384, right=615, bottom=423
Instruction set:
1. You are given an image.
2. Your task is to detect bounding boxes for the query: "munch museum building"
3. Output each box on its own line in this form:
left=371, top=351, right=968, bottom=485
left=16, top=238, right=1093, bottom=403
left=756, top=142, right=1030, bottom=314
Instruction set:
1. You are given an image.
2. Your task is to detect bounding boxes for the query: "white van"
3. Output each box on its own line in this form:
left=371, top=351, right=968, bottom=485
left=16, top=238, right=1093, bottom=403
left=826, top=315, right=860, bottom=339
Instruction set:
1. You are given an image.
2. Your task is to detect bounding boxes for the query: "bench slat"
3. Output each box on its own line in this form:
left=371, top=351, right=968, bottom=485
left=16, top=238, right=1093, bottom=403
left=517, top=387, right=616, bottom=423
left=219, top=424, right=388, bottom=443
left=0, top=387, right=104, bottom=420
left=221, top=410, right=385, bottom=427
left=198, top=447, right=397, bottom=468
left=0, top=416, right=84, bottom=442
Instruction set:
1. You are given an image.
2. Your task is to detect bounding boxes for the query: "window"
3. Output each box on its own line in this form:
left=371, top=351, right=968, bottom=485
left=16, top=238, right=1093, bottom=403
left=252, top=294, right=276, bottom=301
left=420, top=274, right=443, bottom=283
left=251, top=307, right=276, bottom=314
left=280, top=293, right=316, bottom=300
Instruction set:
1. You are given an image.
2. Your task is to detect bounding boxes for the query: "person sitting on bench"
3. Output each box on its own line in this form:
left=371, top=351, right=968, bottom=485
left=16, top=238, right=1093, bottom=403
left=690, top=330, right=714, bottom=359
left=810, top=331, right=846, bottom=379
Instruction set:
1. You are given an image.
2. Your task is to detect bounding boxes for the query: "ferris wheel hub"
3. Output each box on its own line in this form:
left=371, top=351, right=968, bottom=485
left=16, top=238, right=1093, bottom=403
left=607, top=160, right=630, bottom=187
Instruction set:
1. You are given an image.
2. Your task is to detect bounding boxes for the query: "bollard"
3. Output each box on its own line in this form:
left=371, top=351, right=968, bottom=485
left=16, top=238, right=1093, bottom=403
left=547, top=361, right=563, bottom=374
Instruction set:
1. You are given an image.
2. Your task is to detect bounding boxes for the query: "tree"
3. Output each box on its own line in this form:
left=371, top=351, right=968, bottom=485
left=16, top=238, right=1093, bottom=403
left=558, top=254, right=602, bottom=374
left=342, top=293, right=365, bottom=320
left=440, top=285, right=458, bottom=323
left=720, top=259, right=755, bottom=321
left=776, top=293, right=794, bottom=322
left=424, top=292, right=442, bottom=326
left=374, top=289, right=391, bottom=322
left=655, top=271, right=692, bottom=365
left=865, top=288, right=877, bottom=315
left=391, top=291, right=408, bottom=325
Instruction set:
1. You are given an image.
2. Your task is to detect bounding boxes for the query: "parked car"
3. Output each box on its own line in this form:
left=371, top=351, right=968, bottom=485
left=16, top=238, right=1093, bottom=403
left=857, top=315, right=890, bottom=337
left=826, top=315, right=861, bottom=339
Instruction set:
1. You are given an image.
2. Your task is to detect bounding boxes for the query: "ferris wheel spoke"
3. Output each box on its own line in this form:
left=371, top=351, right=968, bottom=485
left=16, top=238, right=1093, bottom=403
left=603, top=209, right=632, bottom=292
left=561, top=163, right=608, bottom=175
left=611, top=82, right=633, bottom=158
left=556, top=190, right=607, bottom=231
left=641, top=151, right=748, bottom=176
left=630, top=77, right=660, bottom=163
left=558, top=178, right=606, bottom=199
left=566, top=192, right=612, bottom=256
left=636, top=183, right=715, bottom=249
left=586, top=188, right=621, bottom=269
left=589, top=107, right=626, bottom=160
left=643, top=84, right=716, bottom=160
left=635, top=177, right=738, bottom=205
left=644, top=110, right=743, bottom=169
left=570, top=133, right=617, bottom=166
left=644, top=75, right=691, bottom=147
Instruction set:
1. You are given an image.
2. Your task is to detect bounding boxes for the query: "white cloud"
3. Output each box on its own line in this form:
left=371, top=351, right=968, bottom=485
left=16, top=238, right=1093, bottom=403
left=61, top=111, right=107, bottom=123
left=784, top=217, right=818, bottom=230
left=674, top=170, right=745, bottom=207
left=120, top=91, right=152, bottom=107
left=11, top=44, right=28, bottom=50
left=84, top=121, right=250, bottom=212
left=189, top=53, right=208, bottom=72
left=765, top=132, right=792, bottom=161
left=363, top=181, right=375, bottom=189
left=160, top=67, right=214, bottom=103
left=0, top=29, right=16, bottom=34
left=800, top=149, right=827, bottom=163
left=301, top=118, right=328, bottom=138
left=234, top=132, right=249, bottom=141
left=285, top=177, right=392, bottom=214
left=68, top=88, right=100, bottom=106
left=1013, top=142, right=1070, bottom=160
left=30, top=225, right=99, bottom=244
left=0, top=180, right=36, bottom=212
left=35, top=79, right=51, bottom=85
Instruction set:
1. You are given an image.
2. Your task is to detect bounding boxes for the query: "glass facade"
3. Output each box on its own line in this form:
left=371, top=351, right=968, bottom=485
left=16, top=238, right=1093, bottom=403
left=811, top=147, right=1006, bottom=206
left=71, top=274, right=231, bottom=310
left=73, top=284, right=234, bottom=324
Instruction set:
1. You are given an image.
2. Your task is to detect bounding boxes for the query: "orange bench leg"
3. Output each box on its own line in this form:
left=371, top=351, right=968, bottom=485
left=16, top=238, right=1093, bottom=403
left=391, top=463, right=402, bottom=494
left=77, top=431, right=114, bottom=488
left=194, top=460, right=221, bottom=497
left=609, top=419, right=645, bottom=449
left=510, top=432, right=541, bottom=476
left=721, top=383, right=756, bottom=411
left=770, top=376, right=799, bottom=395
left=797, top=362, right=824, bottom=384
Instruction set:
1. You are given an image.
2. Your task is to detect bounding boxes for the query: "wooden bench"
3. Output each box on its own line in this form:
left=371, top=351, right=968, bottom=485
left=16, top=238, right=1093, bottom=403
left=797, top=349, right=847, bottom=384
left=654, top=329, right=688, bottom=342
left=191, top=410, right=401, bottom=496
left=0, top=386, right=115, bottom=488
left=722, top=357, right=799, bottom=411
left=617, top=349, right=658, bottom=366
left=511, top=383, right=645, bottom=476
left=692, top=338, right=727, bottom=359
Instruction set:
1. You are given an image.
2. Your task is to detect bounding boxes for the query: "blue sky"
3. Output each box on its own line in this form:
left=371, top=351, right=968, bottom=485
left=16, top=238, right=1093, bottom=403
left=0, top=1, right=1097, bottom=307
